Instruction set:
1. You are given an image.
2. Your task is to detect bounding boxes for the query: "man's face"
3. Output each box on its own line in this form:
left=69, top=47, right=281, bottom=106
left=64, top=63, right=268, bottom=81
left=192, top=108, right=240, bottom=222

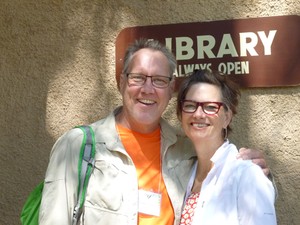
left=119, top=48, right=174, bottom=133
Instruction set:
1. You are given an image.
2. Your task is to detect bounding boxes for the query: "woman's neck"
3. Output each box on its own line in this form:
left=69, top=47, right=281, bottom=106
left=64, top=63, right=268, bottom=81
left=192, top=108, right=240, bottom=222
left=191, top=138, right=224, bottom=193
left=192, top=159, right=213, bottom=193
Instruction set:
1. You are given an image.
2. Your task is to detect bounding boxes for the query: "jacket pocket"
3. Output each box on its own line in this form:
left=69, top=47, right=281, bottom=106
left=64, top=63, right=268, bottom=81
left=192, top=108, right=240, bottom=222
left=84, top=159, right=132, bottom=211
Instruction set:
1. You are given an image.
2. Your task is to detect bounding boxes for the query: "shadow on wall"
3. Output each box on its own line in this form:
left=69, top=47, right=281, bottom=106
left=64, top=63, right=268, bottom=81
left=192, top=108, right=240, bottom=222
left=0, top=1, right=124, bottom=225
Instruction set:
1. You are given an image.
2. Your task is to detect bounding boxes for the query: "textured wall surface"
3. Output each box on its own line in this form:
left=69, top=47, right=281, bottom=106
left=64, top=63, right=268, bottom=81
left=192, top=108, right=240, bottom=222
left=0, top=0, right=299, bottom=224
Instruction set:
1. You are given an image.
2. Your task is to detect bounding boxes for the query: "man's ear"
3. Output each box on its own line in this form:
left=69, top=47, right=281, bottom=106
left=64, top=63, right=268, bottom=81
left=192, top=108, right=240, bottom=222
left=119, top=73, right=125, bottom=93
left=169, top=77, right=175, bottom=99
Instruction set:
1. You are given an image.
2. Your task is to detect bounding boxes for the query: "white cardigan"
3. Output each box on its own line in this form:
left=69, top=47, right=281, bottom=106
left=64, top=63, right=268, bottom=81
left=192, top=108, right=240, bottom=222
left=184, top=140, right=277, bottom=225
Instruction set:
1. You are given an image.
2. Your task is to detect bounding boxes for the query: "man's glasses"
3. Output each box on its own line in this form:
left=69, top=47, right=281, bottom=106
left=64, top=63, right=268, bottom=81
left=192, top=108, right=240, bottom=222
left=126, top=73, right=172, bottom=88
left=181, top=100, right=225, bottom=115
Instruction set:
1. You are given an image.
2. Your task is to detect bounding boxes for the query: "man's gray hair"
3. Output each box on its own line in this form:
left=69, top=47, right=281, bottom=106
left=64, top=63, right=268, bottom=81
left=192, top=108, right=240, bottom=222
left=122, top=39, right=177, bottom=77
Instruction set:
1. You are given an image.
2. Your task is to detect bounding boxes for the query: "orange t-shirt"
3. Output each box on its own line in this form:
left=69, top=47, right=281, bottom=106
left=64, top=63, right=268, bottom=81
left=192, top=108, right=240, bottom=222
left=117, top=124, right=174, bottom=225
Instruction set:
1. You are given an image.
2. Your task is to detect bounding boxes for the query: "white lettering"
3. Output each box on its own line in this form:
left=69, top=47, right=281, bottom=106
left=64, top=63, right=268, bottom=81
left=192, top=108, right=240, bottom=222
left=165, top=38, right=172, bottom=52
left=217, top=34, right=238, bottom=58
left=241, top=61, right=249, bottom=74
left=184, top=64, right=195, bottom=73
left=227, top=62, right=235, bottom=74
left=174, top=66, right=180, bottom=77
left=175, top=63, right=212, bottom=76
left=218, top=61, right=249, bottom=75
left=197, top=35, right=216, bottom=59
left=258, top=30, right=277, bottom=55
left=167, top=30, right=277, bottom=60
left=176, top=37, right=194, bottom=60
left=240, top=32, right=259, bottom=56
left=201, top=63, right=211, bottom=70
left=218, top=63, right=227, bottom=73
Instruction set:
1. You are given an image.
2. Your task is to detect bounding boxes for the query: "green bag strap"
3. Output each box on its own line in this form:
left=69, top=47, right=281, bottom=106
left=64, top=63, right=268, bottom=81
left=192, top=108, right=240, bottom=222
left=72, top=125, right=95, bottom=225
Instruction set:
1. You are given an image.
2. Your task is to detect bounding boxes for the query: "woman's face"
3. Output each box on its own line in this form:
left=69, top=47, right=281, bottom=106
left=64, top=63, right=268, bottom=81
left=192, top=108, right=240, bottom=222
left=181, top=83, right=232, bottom=144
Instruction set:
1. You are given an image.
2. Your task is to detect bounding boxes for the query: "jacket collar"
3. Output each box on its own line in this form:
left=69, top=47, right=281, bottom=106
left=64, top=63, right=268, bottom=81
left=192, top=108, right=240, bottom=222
left=91, top=106, right=179, bottom=156
left=90, top=106, right=124, bottom=153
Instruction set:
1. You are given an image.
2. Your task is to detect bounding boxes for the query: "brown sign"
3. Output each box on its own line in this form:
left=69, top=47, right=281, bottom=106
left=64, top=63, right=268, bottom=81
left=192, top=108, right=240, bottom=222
left=116, top=15, right=300, bottom=90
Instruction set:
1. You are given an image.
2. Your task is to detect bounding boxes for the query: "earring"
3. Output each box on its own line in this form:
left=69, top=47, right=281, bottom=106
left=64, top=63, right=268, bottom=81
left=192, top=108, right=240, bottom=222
left=223, top=127, right=228, bottom=140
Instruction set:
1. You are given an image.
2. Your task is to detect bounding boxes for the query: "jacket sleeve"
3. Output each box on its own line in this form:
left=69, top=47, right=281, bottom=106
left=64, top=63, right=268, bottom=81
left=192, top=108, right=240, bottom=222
left=237, top=163, right=277, bottom=225
left=39, top=128, right=84, bottom=225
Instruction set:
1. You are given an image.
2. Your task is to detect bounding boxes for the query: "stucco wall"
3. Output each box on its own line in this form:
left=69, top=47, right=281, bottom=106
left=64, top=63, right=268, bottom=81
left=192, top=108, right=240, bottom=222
left=0, top=1, right=299, bottom=224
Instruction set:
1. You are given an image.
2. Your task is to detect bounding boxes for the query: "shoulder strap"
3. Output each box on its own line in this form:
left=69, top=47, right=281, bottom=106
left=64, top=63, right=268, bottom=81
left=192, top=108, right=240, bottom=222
left=72, top=125, right=95, bottom=225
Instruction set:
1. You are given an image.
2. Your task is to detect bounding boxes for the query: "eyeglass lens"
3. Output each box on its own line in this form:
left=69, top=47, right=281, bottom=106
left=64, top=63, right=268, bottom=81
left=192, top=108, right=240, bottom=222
left=127, top=73, right=171, bottom=88
left=182, top=101, right=222, bottom=114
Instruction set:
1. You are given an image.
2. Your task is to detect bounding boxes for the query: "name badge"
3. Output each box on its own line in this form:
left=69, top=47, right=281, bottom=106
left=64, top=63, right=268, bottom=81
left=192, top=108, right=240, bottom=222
left=138, top=189, right=162, bottom=217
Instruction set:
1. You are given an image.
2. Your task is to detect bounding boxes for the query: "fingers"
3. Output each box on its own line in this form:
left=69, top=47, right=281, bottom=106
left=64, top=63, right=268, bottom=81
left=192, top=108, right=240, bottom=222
left=237, top=147, right=264, bottom=160
left=251, top=158, right=267, bottom=170
left=262, top=168, right=270, bottom=177
left=237, top=147, right=270, bottom=177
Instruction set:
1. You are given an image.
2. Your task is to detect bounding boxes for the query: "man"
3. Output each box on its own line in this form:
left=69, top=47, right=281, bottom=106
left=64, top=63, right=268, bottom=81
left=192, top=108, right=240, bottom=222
left=39, top=39, right=270, bottom=225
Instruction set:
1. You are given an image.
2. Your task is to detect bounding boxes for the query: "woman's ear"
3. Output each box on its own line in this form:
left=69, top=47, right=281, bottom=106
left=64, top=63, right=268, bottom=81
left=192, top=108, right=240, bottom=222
left=224, top=109, right=233, bottom=128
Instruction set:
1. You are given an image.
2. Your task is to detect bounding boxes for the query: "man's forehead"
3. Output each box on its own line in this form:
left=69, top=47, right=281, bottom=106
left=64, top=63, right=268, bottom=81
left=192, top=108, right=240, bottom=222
left=129, top=48, right=170, bottom=74
left=132, top=48, right=161, bottom=59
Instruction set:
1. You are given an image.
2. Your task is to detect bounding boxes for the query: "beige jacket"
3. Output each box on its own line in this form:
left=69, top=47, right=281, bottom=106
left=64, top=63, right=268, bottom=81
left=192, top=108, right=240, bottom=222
left=39, top=107, right=196, bottom=225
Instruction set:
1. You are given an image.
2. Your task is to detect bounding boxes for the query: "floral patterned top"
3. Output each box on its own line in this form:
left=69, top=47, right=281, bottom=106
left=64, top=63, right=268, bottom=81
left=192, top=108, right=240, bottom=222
left=179, top=192, right=200, bottom=225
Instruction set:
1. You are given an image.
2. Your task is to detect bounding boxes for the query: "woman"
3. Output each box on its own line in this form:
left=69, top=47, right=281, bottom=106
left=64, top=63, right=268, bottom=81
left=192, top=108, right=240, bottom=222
left=176, top=70, right=277, bottom=225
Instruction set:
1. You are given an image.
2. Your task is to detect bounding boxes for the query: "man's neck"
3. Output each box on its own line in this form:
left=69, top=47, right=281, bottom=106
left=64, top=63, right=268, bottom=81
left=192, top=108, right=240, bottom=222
left=116, top=111, right=160, bottom=134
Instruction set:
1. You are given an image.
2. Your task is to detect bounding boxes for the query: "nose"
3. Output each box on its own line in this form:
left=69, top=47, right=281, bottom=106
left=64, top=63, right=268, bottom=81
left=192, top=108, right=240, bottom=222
left=141, top=77, right=155, bottom=93
left=193, top=105, right=206, bottom=118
